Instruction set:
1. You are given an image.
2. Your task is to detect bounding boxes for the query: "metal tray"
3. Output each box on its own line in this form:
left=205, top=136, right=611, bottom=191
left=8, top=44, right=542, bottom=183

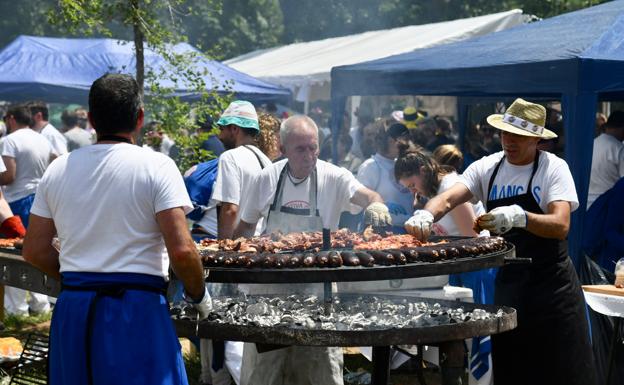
left=174, top=294, right=517, bottom=346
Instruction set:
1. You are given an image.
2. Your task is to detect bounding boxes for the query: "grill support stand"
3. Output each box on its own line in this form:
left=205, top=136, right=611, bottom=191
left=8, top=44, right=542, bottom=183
left=439, top=341, right=465, bottom=385
left=371, top=346, right=391, bottom=385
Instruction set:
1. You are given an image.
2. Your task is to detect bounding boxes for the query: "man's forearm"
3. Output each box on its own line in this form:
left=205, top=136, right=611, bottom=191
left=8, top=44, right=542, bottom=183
left=234, top=220, right=256, bottom=239
left=22, top=245, right=61, bottom=281
left=525, top=211, right=569, bottom=240
left=350, top=187, right=383, bottom=208
left=169, top=242, right=205, bottom=301
left=217, top=203, right=239, bottom=239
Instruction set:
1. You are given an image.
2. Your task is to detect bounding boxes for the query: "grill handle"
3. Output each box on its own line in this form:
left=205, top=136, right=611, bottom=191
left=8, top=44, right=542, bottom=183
left=504, top=257, right=532, bottom=265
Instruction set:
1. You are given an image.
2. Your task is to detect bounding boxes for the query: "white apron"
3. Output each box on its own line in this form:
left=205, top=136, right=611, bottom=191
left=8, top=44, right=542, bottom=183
left=240, top=164, right=344, bottom=385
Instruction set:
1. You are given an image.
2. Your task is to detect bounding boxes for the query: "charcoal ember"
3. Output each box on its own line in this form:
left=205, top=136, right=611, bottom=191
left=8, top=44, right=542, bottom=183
left=368, top=250, right=394, bottom=266
left=302, top=253, right=316, bottom=267
left=340, top=251, right=361, bottom=267
left=316, top=251, right=330, bottom=267
left=287, top=254, right=303, bottom=268
left=355, top=251, right=375, bottom=267
left=328, top=251, right=343, bottom=267
left=387, top=250, right=407, bottom=265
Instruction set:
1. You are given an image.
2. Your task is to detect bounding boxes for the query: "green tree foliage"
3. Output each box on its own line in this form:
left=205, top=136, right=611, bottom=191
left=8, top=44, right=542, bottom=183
left=180, top=0, right=283, bottom=60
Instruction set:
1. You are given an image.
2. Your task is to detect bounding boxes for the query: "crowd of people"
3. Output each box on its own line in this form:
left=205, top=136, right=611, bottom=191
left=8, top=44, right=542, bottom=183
left=3, top=72, right=617, bottom=385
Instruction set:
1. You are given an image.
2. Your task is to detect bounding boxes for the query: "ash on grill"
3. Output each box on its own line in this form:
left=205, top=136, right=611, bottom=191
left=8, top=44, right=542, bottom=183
left=171, top=294, right=503, bottom=331
left=198, top=235, right=507, bottom=268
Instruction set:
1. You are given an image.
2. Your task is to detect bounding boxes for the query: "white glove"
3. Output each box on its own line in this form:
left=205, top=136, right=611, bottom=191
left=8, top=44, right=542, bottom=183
left=364, top=202, right=392, bottom=227
left=477, top=204, right=527, bottom=234
left=404, top=210, right=434, bottom=241
left=185, top=286, right=212, bottom=320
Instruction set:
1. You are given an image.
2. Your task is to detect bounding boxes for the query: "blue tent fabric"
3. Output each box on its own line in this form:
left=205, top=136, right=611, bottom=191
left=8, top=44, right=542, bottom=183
left=331, top=0, right=624, bottom=268
left=0, top=36, right=290, bottom=104
left=583, top=177, right=624, bottom=272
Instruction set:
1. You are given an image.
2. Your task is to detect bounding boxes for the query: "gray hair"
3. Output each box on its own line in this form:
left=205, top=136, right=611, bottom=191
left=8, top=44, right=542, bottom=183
left=279, top=115, right=319, bottom=144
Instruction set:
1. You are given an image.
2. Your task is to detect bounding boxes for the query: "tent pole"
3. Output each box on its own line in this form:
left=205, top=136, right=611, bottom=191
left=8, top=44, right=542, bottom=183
left=330, top=96, right=347, bottom=165
left=562, top=92, right=597, bottom=271
left=456, top=97, right=470, bottom=161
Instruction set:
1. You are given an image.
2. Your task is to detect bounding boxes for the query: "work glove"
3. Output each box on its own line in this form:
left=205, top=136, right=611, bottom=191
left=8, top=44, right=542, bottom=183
left=0, top=216, right=26, bottom=238
left=476, top=204, right=527, bottom=234
left=184, top=286, right=213, bottom=321
left=364, top=202, right=392, bottom=227
left=404, top=210, right=434, bottom=241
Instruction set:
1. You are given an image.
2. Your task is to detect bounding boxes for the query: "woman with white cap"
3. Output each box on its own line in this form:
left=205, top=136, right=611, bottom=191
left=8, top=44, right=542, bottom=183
left=403, top=98, right=596, bottom=385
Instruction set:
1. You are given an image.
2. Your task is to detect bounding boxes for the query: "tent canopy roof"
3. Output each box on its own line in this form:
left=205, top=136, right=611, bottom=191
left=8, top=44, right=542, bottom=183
left=226, top=9, right=525, bottom=88
left=331, top=0, right=624, bottom=98
left=0, top=35, right=290, bottom=103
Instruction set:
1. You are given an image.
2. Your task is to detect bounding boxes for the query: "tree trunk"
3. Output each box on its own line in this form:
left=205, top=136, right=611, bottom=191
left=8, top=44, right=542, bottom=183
left=131, top=0, right=145, bottom=99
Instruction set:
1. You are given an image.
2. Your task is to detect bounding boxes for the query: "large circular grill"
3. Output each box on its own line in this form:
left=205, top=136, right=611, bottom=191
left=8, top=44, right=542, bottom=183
left=198, top=234, right=517, bottom=283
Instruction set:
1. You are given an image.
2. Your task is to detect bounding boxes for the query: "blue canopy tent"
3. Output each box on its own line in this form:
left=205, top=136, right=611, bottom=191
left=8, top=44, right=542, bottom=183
left=331, top=0, right=624, bottom=269
left=0, top=36, right=290, bottom=104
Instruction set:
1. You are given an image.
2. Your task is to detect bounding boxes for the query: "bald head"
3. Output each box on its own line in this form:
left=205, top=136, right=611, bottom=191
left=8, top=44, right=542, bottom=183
left=280, top=115, right=318, bottom=144
left=280, top=115, right=320, bottom=178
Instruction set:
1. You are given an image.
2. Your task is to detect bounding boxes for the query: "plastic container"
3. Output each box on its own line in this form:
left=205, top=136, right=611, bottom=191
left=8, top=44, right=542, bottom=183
left=615, top=258, right=624, bottom=288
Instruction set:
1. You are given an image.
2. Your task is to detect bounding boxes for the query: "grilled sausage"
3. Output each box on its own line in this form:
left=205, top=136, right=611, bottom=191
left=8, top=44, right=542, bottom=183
left=355, top=251, right=375, bottom=267
left=201, top=252, right=218, bottom=266
left=368, top=250, right=395, bottom=266
left=414, top=247, right=440, bottom=262
left=235, top=254, right=253, bottom=267
left=403, top=249, right=420, bottom=263
left=328, top=251, right=343, bottom=267
left=387, top=250, right=407, bottom=265
left=274, top=254, right=291, bottom=268
left=302, top=253, right=316, bottom=267
left=287, top=254, right=304, bottom=268
left=261, top=254, right=278, bottom=268
left=316, top=251, right=330, bottom=267
left=249, top=254, right=265, bottom=268
left=340, top=251, right=361, bottom=267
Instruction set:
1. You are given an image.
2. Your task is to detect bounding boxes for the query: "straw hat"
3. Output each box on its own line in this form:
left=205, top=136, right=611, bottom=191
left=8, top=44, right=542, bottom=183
left=486, top=98, right=557, bottom=139
left=401, top=106, right=425, bottom=129
left=217, top=100, right=259, bottom=131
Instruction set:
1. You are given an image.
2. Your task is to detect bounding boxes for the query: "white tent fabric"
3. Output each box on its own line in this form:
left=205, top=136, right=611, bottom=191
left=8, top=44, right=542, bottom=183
left=226, top=9, right=525, bottom=101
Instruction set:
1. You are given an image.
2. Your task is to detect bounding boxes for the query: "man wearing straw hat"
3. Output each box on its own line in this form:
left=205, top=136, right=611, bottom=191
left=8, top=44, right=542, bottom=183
left=403, top=98, right=596, bottom=385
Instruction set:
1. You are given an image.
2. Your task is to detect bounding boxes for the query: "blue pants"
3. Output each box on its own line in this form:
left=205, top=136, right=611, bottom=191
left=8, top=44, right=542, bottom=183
left=50, top=272, right=189, bottom=385
left=9, top=194, right=34, bottom=228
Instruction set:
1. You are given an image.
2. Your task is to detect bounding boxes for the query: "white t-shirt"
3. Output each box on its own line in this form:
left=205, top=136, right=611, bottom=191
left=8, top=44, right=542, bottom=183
left=433, top=172, right=486, bottom=236
left=357, top=154, right=413, bottom=227
left=30, top=143, right=192, bottom=278
left=212, top=145, right=271, bottom=235
left=241, top=159, right=365, bottom=230
left=41, top=123, right=68, bottom=156
left=588, top=133, right=624, bottom=208
left=459, top=151, right=579, bottom=213
left=1, top=128, right=54, bottom=202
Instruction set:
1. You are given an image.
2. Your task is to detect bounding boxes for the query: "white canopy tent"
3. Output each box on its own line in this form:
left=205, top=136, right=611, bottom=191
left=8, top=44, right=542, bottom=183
left=226, top=9, right=526, bottom=109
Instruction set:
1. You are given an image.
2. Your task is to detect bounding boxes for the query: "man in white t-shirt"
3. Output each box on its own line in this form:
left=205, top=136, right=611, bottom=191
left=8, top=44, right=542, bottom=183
left=0, top=103, right=55, bottom=315
left=22, top=74, right=210, bottom=385
left=28, top=101, right=68, bottom=156
left=587, top=110, right=624, bottom=208
left=61, top=109, right=93, bottom=151
left=236, top=115, right=391, bottom=385
left=0, top=104, right=55, bottom=227
left=212, top=100, right=271, bottom=240
left=404, top=98, right=596, bottom=385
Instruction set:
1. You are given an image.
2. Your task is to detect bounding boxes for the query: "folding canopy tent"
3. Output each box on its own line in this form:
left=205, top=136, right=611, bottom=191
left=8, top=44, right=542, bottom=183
left=0, top=36, right=290, bottom=104
left=331, top=0, right=624, bottom=268
left=226, top=9, right=525, bottom=106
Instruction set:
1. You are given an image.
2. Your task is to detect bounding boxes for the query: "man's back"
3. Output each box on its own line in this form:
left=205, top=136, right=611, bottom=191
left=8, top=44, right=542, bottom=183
left=64, top=127, right=93, bottom=151
left=31, top=143, right=190, bottom=277
left=212, top=144, right=270, bottom=233
left=588, top=133, right=624, bottom=208
left=41, top=123, right=68, bottom=156
left=1, top=128, right=53, bottom=202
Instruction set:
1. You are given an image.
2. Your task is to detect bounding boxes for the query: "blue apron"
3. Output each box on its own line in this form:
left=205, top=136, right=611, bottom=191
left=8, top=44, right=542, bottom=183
left=49, top=272, right=188, bottom=385
left=9, top=193, right=34, bottom=228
